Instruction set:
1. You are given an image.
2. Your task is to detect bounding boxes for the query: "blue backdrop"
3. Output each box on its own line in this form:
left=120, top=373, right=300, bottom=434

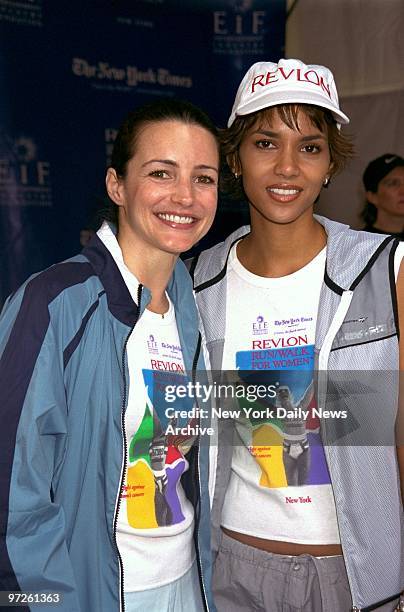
left=0, top=0, right=286, bottom=303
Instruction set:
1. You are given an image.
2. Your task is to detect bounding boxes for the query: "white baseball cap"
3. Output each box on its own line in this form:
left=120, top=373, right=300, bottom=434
left=228, top=58, right=350, bottom=128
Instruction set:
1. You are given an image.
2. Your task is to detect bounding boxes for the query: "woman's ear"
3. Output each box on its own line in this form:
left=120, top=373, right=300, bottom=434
left=366, top=190, right=379, bottom=207
left=327, top=160, right=336, bottom=178
left=227, top=152, right=241, bottom=177
left=106, top=168, right=125, bottom=207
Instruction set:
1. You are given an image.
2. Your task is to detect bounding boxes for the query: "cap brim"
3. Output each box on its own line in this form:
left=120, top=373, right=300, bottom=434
left=228, top=89, right=350, bottom=127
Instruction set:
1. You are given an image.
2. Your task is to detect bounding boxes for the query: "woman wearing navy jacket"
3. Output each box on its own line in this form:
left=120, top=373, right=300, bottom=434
left=0, top=98, right=219, bottom=612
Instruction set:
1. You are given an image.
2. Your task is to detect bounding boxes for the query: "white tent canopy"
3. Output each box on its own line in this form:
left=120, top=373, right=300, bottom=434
left=286, top=0, right=404, bottom=227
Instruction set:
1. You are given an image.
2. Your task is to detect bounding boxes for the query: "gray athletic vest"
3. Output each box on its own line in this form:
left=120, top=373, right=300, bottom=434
left=191, top=216, right=403, bottom=611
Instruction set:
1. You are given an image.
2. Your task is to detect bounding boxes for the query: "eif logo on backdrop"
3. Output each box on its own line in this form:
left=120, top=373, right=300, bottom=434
left=0, top=133, right=52, bottom=207
left=0, top=0, right=43, bottom=26
left=213, top=1, right=267, bottom=55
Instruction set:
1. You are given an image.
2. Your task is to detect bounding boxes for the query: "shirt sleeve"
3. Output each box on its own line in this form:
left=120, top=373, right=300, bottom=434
left=394, top=241, right=404, bottom=282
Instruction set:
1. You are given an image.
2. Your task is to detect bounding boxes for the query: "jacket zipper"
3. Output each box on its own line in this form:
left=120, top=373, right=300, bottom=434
left=191, top=333, right=209, bottom=611
left=195, top=446, right=209, bottom=611
left=112, top=284, right=143, bottom=612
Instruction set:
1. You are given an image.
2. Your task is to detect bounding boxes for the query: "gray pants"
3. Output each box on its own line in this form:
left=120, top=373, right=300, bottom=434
left=212, top=532, right=399, bottom=612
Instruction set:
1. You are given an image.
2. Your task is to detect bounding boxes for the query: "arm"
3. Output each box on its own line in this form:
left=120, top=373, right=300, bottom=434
left=395, top=263, right=404, bottom=504
left=298, top=379, right=314, bottom=412
left=0, top=282, right=81, bottom=611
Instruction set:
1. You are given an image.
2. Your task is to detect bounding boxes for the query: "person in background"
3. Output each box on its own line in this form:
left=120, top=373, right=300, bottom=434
left=362, top=153, right=404, bottom=238
left=0, top=98, right=219, bottom=612
left=190, top=58, right=404, bottom=611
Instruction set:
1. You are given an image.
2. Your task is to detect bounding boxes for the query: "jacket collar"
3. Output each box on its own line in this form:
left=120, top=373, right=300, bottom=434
left=82, top=232, right=141, bottom=327
left=316, top=215, right=394, bottom=291
left=82, top=226, right=199, bottom=355
left=194, top=216, right=393, bottom=292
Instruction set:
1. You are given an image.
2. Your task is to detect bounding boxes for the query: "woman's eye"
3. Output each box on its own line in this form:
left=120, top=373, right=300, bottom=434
left=196, top=175, right=216, bottom=185
left=256, top=140, right=275, bottom=149
left=302, top=144, right=321, bottom=153
left=384, top=179, right=403, bottom=188
left=149, top=169, right=169, bottom=178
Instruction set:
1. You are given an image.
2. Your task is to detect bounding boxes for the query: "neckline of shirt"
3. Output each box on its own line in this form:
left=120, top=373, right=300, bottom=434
left=141, top=299, right=175, bottom=325
left=229, top=240, right=327, bottom=288
left=96, top=222, right=172, bottom=320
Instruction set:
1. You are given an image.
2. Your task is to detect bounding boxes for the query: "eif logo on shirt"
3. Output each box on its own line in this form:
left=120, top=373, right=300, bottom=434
left=147, top=334, right=159, bottom=355
left=252, top=315, right=268, bottom=335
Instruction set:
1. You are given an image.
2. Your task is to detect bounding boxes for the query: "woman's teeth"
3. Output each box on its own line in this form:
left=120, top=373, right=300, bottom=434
left=268, top=187, right=300, bottom=195
left=157, top=213, right=194, bottom=224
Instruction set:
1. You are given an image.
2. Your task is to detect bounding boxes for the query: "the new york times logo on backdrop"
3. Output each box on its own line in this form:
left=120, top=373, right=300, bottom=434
left=72, top=58, right=193, bottom=94
left=0, top=133, right=52, bottom=207
left=213, top=0, right=267, bottom=56
left=0, top=0, right=43, bottom=27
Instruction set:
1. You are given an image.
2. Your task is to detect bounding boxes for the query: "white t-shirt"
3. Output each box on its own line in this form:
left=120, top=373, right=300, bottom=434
left=221, top=239, right=404, bottom=545
left=221, top=243, right=340, bottom=544
left=97, top=223, right=194, bottom=591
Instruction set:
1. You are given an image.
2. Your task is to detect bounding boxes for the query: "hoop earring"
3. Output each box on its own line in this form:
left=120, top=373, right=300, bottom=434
left=323, top=177, right=330, bottom=188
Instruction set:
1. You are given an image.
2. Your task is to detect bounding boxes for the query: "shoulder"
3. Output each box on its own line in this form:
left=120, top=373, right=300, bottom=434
left=320, top=217, right=397, bottom=289
left=8, top=255, right=99, bottom=313
left=189, top=226, right=250, bottom=288
left=1, top=254, right=104, bottom=350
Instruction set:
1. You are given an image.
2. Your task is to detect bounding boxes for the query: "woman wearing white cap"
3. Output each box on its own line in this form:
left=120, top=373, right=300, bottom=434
left=190, top=59, right=404, bottom=611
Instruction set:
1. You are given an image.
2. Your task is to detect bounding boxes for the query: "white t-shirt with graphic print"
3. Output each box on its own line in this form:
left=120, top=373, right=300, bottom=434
left=97, top=223, right=194, bottom=591
left=221, top=239, right=404, bottom=544
left=221, top=243, right=340, bottom=544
